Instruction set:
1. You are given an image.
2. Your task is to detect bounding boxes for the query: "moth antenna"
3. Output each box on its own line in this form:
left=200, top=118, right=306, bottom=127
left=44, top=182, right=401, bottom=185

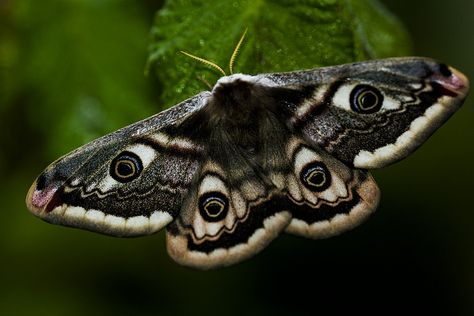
left=229, top=28, right=248, bottom=75
left=197, top=75, right=213, bottom=90
left=180, top=51, right=226, bottom=76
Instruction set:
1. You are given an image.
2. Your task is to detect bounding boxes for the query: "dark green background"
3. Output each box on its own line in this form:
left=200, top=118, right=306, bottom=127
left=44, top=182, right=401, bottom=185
left=0, top=0, right=472, bottom=315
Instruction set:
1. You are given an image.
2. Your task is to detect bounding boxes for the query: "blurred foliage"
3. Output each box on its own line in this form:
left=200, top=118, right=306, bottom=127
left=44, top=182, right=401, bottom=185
left=0, top=0, right=473, bottom=315
left=148, top=0, right=410, bottom=106
left=0, top=0, right=162, bottom=164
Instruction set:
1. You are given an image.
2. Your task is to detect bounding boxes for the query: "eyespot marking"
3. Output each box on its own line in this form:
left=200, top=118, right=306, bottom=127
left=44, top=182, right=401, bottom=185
left=350, top=85, right=384, bottom=114
left=110, top=151, right=143, bottom=183
left=199, top=192, right=229, bottom=222
left=300, top=162, right=331, bottom=192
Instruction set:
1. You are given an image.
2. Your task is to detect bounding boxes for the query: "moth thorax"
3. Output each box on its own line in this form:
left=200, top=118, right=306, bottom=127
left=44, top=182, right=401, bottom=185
left=210, top=79, right=271, bottom=124
left=213, top=79, right=254, bottom=104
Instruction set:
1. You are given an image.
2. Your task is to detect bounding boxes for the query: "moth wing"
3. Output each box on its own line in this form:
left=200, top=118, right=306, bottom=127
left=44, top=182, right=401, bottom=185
left=166, top=142, right=291, bottom=270
left=259, top=57, right=469, bottom=168
left=280, top=138, right=380, bottom=239
left=26, top=92, right=211, bottom=237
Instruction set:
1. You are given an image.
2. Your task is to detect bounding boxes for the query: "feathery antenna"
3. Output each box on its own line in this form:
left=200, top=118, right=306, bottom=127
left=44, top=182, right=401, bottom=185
left=180, top=28, right=248, bottom=77
left=229, top=28, right=248, bottom=74
left=179, top=51, right=226, bottom=76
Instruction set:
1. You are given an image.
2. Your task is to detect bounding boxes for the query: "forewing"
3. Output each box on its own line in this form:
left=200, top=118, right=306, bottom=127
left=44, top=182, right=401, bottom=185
left=26, top=92, right=210, bottom=236
left=261, top=57, right=469, bottom=168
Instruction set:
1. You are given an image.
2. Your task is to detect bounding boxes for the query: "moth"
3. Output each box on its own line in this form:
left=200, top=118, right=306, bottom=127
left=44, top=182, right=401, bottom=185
left=26, top=33, right=469, bottom=269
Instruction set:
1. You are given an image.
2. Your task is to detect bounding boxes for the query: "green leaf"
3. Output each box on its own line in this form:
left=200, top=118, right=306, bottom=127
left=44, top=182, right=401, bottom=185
left=148, top=0, right=411, bottom=107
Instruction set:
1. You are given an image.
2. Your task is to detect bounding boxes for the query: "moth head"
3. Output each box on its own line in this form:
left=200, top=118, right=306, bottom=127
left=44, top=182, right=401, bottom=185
left=26, top=136, right=179, bottom=236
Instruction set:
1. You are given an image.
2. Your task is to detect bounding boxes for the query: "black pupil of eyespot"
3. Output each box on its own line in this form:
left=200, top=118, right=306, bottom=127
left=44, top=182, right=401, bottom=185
left=205, top=199, right=224, bottom=216
left=359, top=91, right=377, bottom=109
left=199, top=192, right=229, bottom=222
left=117, top=161, right=134, bottom=177
left=308, top=170, right=325, bottom=186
